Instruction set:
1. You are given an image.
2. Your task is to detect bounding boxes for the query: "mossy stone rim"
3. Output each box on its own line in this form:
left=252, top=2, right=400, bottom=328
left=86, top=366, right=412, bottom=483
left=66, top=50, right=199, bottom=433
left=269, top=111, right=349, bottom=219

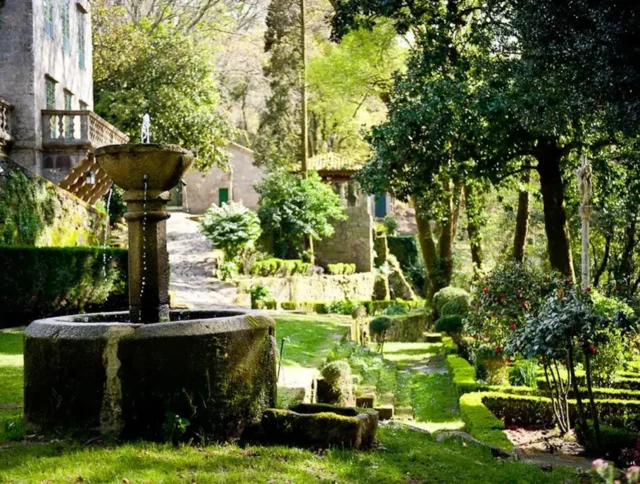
left=95, top=143, right=195, bottom=158
left=25, top=309, right=275, bottom=340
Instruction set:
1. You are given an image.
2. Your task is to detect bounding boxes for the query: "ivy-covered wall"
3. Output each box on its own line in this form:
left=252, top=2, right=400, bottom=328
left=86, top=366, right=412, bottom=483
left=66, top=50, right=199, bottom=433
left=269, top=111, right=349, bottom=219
left=0, top=157, right=107, bottom=247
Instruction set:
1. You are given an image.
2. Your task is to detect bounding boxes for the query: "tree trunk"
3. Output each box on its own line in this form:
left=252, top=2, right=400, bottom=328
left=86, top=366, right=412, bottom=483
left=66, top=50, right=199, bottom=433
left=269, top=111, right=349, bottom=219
left=414, top=199, right=440, bottom=299
left=567, top=341, right=588, bottom=442
left=464, top=185, right=483, bottom=273
left=439, top=181, right=462, bottom=287
left=535, top=146, right=575, bottom=278
left=513, top=171, right=530, bottom=263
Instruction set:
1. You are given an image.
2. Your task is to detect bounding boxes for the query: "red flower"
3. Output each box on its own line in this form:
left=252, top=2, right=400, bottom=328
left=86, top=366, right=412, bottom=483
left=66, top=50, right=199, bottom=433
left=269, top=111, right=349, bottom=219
left=507, top=358, right=514, bottom=364
left=586, top=286, right=592, bottom=294
left=509, top=323, right=517, bottom=331
left=561, top=361, right=566, bottom=366
left=566, top=279, right=573, bottom=285
left=491, top=312, right=497, bottom=318
left=495, top=345, right=503, bottom=353
left=539, top=356, right=546, bottom=363
left=589, top=345, right=597, bottom=355
left=472, top=334, right=478, bottom=340
left=483, top=287, right=490, bottom=295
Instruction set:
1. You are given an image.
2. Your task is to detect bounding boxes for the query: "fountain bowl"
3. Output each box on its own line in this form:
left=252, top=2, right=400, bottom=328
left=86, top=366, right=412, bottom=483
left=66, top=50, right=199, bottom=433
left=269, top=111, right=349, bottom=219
left=23, top=310, right=277, bottom=442
left=96, top=144, right=194, bottom=192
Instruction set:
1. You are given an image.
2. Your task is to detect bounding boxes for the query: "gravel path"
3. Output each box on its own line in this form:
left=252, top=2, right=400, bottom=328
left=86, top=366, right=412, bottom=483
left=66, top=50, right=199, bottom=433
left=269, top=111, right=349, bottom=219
left=167, top=211, right=240, bottom=309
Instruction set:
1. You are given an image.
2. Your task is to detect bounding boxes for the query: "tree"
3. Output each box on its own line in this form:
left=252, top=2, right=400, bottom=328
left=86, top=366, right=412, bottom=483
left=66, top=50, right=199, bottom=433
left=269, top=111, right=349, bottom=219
left=256, top=170, right=346, bottom=259
left=332, top=0, right=621, bottom=279
left=93, top=3, right=233, bottom=172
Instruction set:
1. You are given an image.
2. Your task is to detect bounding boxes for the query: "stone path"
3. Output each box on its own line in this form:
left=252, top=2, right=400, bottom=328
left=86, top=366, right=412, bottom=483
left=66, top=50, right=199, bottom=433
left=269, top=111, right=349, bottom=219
left=166, top=211, right=241, bottom=309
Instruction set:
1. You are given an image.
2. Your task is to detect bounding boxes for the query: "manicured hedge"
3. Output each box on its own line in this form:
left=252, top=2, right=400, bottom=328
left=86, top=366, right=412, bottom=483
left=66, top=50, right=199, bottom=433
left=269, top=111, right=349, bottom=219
left=279, top=299, right=424, bottom=315
left=250, top=259, right=311, bottom=277
left=327, top=263, right=356, bottom=276
left=459, top=392, right=514, bottom=450
left=0, top=246, right=128, bottom=327
left=251, top=299, right=277, bottom=310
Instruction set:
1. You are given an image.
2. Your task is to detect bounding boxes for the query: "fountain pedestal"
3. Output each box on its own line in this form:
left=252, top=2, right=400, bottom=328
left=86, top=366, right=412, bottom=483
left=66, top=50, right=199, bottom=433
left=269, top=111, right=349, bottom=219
left=22, top=144, right=278, bottom=442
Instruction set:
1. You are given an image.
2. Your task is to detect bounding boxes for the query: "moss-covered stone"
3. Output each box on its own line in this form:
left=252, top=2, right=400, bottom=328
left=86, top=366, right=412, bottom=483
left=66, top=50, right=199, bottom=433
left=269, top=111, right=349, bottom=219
left=260, top=407, right=378, bottom=449
left=23, top=311, right=277, bottom=443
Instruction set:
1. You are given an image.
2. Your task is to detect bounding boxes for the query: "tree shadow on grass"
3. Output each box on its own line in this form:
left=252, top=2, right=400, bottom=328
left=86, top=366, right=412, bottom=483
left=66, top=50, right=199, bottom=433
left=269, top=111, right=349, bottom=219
left=0, top=331, right=24, bottom=355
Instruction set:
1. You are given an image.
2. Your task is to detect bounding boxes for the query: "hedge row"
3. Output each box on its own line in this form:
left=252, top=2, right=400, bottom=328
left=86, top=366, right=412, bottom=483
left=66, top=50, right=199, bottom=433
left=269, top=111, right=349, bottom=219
left=327, top=263, right=357, bottom=276
left=250, top=259, right=312, bottom=277
left=0, top=246, right=128, bottom=327
left=459, top=393, right=514, bottom=450
left=279, top=299, right=424, bottom=316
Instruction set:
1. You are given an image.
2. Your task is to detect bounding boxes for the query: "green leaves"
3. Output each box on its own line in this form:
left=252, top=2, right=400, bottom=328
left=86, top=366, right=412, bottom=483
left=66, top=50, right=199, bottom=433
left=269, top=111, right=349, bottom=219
left=199, top=202, right=261, bottom=262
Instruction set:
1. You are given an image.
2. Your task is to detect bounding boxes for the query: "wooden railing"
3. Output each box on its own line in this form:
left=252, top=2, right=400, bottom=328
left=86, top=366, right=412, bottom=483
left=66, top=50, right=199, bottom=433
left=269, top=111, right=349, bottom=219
left=41, top=110, right=129, bottom=149
left=0, top=99, right=12, bottom=144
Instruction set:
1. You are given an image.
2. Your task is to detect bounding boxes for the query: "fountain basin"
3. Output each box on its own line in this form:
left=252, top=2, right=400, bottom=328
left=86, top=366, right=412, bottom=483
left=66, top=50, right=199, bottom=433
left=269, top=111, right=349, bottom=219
left=24, top=310, right=277, bottom=442
left=96, top=144, right=194, bottom=193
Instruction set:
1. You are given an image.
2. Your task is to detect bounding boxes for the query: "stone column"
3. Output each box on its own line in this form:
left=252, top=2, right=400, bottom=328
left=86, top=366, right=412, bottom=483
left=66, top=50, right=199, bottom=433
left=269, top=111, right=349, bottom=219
left=124, top=189, right=171, bottom=324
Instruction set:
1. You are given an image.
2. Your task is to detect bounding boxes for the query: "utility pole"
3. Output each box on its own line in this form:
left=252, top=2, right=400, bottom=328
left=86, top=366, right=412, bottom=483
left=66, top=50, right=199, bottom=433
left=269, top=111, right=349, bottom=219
left=300, top=0, right=308, bottom=175
left=577, top=155, right=593, bottom=291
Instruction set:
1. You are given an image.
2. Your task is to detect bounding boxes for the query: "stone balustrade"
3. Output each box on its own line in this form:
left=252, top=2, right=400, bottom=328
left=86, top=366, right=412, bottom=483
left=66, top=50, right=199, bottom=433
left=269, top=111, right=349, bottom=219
left=0, top=99, right=12, bottom=146
left=41, top=110, right=129, bottom=150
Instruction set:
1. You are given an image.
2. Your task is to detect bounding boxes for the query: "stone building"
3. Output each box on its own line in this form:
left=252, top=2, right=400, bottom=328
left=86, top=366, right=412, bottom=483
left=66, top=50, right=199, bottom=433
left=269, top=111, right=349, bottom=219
left=180, top=142, right=265, bottom=213
left=0, top=0, right=128, bottom=190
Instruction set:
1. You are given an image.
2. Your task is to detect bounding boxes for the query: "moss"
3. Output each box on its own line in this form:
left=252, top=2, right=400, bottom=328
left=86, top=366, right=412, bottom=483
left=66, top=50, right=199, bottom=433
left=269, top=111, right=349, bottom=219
left=0, top=159, right=106, bottom=247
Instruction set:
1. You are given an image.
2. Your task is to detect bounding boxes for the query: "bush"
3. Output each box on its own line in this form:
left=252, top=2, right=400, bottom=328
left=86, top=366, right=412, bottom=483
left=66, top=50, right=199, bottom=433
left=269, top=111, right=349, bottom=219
left=459, top=392, right=514, bottom=450
left=327, top=263, right=357, bottom=276
left=281, top=301, right=297, bottom=311
left=382, top=304, right=409, bottom=316
left=200, top=202, right=261, bottom=262
left=435, top=315, right=464, bottom=334
left=382, top=215, right=398, bottom=236
left=250, top=258, right=311, bottom=277
left=327, top=300, right=359, bottom=315
left=0, top=246, right=128, bottom=327
left=433, top=286, right=470, bottom=317
left=441, top=299, right=468, bottom=316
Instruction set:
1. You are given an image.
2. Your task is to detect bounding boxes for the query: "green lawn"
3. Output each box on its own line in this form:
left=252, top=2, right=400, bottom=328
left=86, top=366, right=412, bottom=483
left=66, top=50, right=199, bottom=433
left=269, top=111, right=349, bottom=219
left=274, top=314, right=349, bottom=368
left=0, top=323, right=582, bottom=483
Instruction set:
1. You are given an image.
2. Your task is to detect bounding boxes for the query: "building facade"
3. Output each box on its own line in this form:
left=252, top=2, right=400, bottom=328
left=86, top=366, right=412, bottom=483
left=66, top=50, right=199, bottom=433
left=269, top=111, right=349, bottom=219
left=0, top=0, right=127, bottom=184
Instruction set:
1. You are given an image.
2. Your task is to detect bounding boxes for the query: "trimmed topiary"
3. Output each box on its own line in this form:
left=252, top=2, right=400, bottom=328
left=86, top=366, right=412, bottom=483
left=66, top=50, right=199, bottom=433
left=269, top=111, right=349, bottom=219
left=433, top=286, right=470, bottom=317
left=435, top=314, right=464, bottom=334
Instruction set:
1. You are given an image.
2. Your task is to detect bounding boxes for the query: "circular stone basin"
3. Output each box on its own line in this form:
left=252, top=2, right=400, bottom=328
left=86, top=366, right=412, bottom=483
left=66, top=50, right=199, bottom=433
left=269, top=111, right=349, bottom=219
left=24, top=310, right=277, bottom=442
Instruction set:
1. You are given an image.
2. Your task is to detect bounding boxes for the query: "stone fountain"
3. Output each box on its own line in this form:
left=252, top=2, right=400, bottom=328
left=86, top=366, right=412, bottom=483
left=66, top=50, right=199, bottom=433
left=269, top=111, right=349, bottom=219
left=23, top=144, right=277, bottom=441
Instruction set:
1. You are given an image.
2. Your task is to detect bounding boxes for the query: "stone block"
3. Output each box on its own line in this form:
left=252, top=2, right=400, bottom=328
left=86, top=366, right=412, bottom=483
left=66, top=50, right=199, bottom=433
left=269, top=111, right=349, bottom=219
left=356, top=395, right=375, bottom=408
left=261, top=405, right=378, bottom=449
left=375, top=406, right=394, bottom=421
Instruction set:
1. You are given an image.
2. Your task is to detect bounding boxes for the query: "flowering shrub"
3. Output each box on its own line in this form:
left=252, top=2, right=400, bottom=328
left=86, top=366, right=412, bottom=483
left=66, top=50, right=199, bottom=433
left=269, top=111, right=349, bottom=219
left=465, top=262, right=554, bottom=351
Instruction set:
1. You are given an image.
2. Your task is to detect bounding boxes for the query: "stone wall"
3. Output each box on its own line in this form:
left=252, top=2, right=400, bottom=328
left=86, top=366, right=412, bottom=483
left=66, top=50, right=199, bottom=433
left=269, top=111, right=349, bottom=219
left=0, top=156, right=106, bottom=246
left=235, top=273, right=376, bottom=304
left=183, top=142, right=265, bottom=214
left=315, top=204, right=374, bottom=273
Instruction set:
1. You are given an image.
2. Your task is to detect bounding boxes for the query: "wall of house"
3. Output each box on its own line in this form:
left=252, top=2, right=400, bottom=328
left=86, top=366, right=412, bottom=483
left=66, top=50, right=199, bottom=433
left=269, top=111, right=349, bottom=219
left=182, top=143, right=265, bottom=214
left=315, top=203, right=375, bottom=273
left=0, top=0, right=93, bottom=176
left=0, top=156, right=106, bottom=247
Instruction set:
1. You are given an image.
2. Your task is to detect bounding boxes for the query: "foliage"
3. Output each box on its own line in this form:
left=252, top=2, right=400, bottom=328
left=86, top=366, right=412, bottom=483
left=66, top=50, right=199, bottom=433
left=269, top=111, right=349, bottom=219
left=509, top=360, right=539, bottom=389
left=465, top=263, right=551, bottom=350
left=327, top=300, right=359, bottom=316
left=0, top=162, right=106, bottom=247
left=382, top=215, right=398, bottom=236
left=433, top=287, right=470, bottom=317
left=200, top=202, right=261, bottom=262
left=250, top=258, right=311, bottom=277
left=435, top=315, right=463, bottom=335
left=459, top=392, right=514, bottom=451
left=248, top=285, right=270, bottom=308
left=162, top=413, right=190, bottom=445
left=370, top=316, right=392, bottom=353
left=256, top=171, right=346, bottom=258
left=382, top=304, right=409, bottom=316
left=93, top=3, right=233, bottom=172
left=0, top=246, right=127, bottom=326
left=218, top=261, right=238, bottom=281
left=327, top=263, right=356, bottom=276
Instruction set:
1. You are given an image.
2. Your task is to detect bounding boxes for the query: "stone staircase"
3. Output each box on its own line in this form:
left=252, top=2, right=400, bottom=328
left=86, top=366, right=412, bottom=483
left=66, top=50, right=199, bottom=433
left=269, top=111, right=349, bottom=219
left=58, top=153, right=113, bottom=205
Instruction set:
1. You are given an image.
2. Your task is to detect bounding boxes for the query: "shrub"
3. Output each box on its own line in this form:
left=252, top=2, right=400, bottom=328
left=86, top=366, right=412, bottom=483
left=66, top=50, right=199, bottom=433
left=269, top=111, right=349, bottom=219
left=382, top=303, right=409, bottom=316
left=0, top=246, right=127, bottom=327
left=327, top=263, right=357, bottom=276
left=435, top=315, right=464, bottom=334
left=218, top=261, right=238, bottom=281
left=441, top=299, right=468, bottom=316
left=382, top=215, right=398, bottom=236
left=370, top=316, right=392, bottom=353
left=281, top=301, right=297, bottom=311
left=459, top=392, right=514, bottom=450
left=248, top=285, right=270, bottom=309
left=200, top=202, right=261, bottom=262
left=328, top=300, right=359, bottom=315
left=250, top=258, right=310, bottom=277
left=433, top=286, right=470, bottom=317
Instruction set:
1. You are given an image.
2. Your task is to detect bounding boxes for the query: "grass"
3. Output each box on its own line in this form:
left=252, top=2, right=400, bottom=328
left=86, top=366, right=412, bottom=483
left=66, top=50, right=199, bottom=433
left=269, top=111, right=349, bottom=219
left=0, top=324, right=582, bottom=482
left=0, top=427, right=580, bottom=483
left=274, top=314, right=349, bottom=368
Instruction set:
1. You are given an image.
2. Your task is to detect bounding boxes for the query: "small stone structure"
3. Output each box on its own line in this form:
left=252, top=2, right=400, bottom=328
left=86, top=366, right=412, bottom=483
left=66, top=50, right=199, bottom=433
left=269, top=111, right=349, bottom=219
left=261, top=404, right=378, bottom=449
left=315, top=204, right=375, bottom=273
left=182, top=142, right=265, bottom=213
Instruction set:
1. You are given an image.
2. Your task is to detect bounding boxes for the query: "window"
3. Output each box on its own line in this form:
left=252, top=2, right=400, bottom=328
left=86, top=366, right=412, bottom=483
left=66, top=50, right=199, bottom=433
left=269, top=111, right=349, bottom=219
left=64, top=90, right=73, bottom=139
left=45, top=78, right=56, bottom=110
left=77, top=8, right=86, bottom=69
left=62, top=1, right=71, bottom=54
left=219, top=188, right=229, bottom=206
left=46, top=77, right=57, bottom=138
left=44, top=0, right=54, bottom=39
